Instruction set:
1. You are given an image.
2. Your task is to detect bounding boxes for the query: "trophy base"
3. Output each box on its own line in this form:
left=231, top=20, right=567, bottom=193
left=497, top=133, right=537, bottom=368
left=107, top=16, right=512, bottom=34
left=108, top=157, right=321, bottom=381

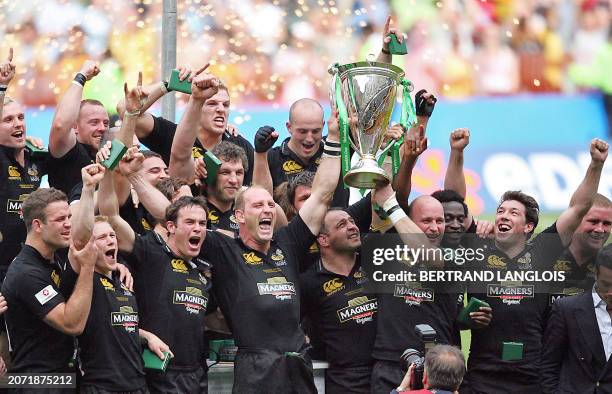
left=344, top=157, right=390, bottom=189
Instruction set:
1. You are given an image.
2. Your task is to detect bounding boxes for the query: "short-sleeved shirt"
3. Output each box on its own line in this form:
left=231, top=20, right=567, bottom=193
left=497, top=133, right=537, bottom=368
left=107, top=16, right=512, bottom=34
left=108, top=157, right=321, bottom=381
left=141, top=116, right=255, bottom=185
left=548, top=248, right=597, bottom=305
left=300, top=258, right=377, bottom=369
left=0, top=146, right=48, bottom=270
left=76, top=269, right=145, bottom=390
left=267, top=137, right=349, bottom=208
left=206, top=201, right=238, bottom=233
left=466, top=223, right=564, bottom=376
left=48, top=142, right=96, bottom=196
left=1, top=245, right=74, bottom=372
left=126, top=231, right=211, bottom=370
left=199, top=215, right=316, bottom=353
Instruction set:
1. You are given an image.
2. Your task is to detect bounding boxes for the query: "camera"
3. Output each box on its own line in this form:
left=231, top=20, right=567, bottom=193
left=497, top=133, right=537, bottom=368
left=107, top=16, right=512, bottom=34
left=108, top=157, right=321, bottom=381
left=399, top=324, right=437, bottom=390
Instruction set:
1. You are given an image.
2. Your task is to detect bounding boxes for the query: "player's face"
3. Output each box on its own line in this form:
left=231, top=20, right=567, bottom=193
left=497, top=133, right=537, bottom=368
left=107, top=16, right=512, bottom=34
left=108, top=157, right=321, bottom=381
left=76, top=104, right=110, bottom=150
left=212, top=159, right=244, bottom=203
left=200, top=89, right=230, bottom=136
left=495, top=200, right=533, bottom=245
left=93, top=221, right=118, bottom=272
left=168, top=205, right=207, bottom=259
left=142, top=156, right=169, bottom=186
left=574, top=206, right=612, bottom=251
left=292, top=185, right=312, bottom=211
left=287, top=107, right=324, bottom=160
left=441, top=201, right=466, bottom=247
left=596, top=265, right=612, bottom=306
left=411, top=199, right=445, bottom=247
left=239, top=188, right=276, bottom=243
left=39, top=201, right=72, bottom=249
left=0, top=102, right=26, bottom=149
left=320, top=210, right=361, bottom=253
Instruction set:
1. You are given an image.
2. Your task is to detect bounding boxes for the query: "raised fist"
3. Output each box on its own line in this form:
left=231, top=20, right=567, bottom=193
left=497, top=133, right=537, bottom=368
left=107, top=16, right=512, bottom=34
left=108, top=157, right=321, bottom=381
left=254, top=126, right=278, bottom=153
left=590, top=138, right=609, bottom=164
left=79, top=60, right=100, bottom=81
left=415, top=89, right=437, bottom=117
left=449, top=128, right=470, bottom=151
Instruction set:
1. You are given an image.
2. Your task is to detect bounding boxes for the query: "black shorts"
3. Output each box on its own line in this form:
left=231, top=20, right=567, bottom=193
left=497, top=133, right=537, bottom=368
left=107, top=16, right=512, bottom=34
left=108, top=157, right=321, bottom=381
left=233, top=348, right=316, bottom=394
left=146, top=366, right=207, bottom=394
left=325, top=366, right=371, bottom=394
left=370, top=360, right=404, bottom=394
left=466, top=368, right=541, bottom=394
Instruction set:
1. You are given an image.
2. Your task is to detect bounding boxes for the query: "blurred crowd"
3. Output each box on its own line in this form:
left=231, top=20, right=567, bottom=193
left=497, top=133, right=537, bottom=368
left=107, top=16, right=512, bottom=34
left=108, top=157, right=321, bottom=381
left=0, top=0, right=610, bottom=110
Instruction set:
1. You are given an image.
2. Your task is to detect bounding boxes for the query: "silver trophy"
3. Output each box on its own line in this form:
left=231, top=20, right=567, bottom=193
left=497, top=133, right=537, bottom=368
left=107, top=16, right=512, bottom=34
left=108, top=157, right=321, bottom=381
left=329, top=61, right=406, bottom=189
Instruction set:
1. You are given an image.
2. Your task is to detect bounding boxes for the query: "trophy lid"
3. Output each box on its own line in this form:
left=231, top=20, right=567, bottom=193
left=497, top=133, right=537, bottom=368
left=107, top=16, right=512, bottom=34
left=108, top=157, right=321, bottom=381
left=331, top=61, right=405, bottom=82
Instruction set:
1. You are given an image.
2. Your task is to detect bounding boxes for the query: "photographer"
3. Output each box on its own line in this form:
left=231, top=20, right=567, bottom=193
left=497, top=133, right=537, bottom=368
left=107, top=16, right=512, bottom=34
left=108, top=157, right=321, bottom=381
left=392, top=345, right=465, bottom=394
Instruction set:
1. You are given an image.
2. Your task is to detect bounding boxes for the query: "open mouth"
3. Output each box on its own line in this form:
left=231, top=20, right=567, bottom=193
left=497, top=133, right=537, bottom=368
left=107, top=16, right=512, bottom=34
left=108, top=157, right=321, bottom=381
left=213, top=116, right=225, bottom=127
left=302, top=142, right=315, bottom=151
left=11, top=131, right=24, bottom=139
left=497, top=224, right=511, bottom=233
left=259, top=218, right=272, bottom=232
left=188, top=236, right=201, bottom=248
left=104, top=249, right=116, bottom=259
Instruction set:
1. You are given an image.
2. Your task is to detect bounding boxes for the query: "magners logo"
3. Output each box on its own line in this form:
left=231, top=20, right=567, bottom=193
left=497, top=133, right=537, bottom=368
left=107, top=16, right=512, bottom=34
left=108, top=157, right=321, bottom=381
left=243, top=252, right=263, bottom=265
left=171, top=259, right=188, bottom=273
left=393, top=283, right=434, bottom=305
left=257, top=277, right=295, bottom=300
left=111, top=306, right=138, bottom=332
left=173, top=287, right=208, bottom=314
left=282, top=160, right=303, bottom=174
left=337, top=297, right=378, bottom=324
left=487, top=282, right=534, bottom=305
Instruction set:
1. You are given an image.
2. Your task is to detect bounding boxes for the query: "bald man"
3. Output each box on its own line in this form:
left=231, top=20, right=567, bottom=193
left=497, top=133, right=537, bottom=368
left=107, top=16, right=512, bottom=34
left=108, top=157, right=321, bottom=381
left=371, top=195, right=459, bottom=394
left=262, top=98, right=349, bottom=207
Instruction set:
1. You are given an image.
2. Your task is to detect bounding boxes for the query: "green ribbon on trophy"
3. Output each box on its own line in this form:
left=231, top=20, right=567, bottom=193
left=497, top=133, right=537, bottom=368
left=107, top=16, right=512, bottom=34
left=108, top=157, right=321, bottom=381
left=329, top=62, right=415, bottom=190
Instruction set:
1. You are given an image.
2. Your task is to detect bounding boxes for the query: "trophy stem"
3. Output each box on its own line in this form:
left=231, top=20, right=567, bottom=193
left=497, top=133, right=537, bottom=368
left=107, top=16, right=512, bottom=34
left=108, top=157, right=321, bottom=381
left=343, top=155, right=390, bottom=189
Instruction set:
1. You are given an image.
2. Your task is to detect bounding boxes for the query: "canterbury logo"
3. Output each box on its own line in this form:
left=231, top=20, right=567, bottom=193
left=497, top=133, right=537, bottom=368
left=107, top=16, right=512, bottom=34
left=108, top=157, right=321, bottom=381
left=141, top=218, right=151, bottom=231
left=51, top=270, right=61, bottom=287
left=208, top=211, right=219, bottom=222
left=8, top=166, right=20, bottom=178
left=323, top=278, right=343, bottom=293
left=553, top=260, right=571, bottom=272
left=171, top=259, right=188, bottom=272
left=192, top=147, right=204, bottom=159
left=487, top=255, right=506, bottom=268
left=282, top=160, right=303, bottom=173
left=243, top=252, right=263, bottom=265
left=100, top=278, right=115, bottom=290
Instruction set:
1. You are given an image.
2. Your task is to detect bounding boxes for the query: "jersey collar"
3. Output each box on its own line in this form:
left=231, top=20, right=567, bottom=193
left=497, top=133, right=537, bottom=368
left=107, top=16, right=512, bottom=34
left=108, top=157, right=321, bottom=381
left=279, top=137, right=323, bottom=167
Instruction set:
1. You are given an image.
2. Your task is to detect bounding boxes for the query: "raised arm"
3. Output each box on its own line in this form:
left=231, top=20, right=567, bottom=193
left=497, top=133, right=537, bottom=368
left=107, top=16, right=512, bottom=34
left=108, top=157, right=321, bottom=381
left=252, top=126, right=277, bottom=195
left=49, top=60, right=100, bottom=158
left=98, top=150, right=136, bottom=253
left=556, top=138, right=608, bottom=245
left=116, top=66, right=193, bottom=140
left=0, top=48, right=15, bottom=118
left=394, top=124, right=427, bottom=213
left=115, top=71, right=147, bottom=147
left=71, top=163, right=106, bottom=250
left=444, top=128, right=469, bottom=198
left=44, top=236, right=97, bottom=336
left=298, top=110, right=341, bottom=235
left=169, top=65, right=219, bottom=183
left=376, top=16, right=404, bottom=63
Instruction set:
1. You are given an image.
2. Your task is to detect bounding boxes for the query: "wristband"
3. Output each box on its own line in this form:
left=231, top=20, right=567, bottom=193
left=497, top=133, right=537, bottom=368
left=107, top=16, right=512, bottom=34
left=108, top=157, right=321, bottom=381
left=381, top=47, right=391, bottom=55
left=0, top=85, right=7, bottom=92
left=382, top=193, right=399, bottom=212
left=388, top=207, right=407, bottom=224
left=160, top=81, right=169, bottom=94
left=125, top=109, right=141, bottom=117
left=324, top=140, right=341, bottom=156
left=73, top=73, right=87, bottom=87
left=322, top=151, right=341, bottom=158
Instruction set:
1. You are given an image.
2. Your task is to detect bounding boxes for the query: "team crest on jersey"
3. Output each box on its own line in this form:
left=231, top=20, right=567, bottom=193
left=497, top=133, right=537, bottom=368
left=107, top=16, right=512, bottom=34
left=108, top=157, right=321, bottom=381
left=337, top=296, right=378, bottom=324
left=323, top=278, right=344, bottom=296
left=487, top=281, right=534, bottom=305
left=282, top=160, right=303, bottom=174
left=100, top=277, right=115, bottom=291
left=517, top=252, right=532, bottom=269
left=229, top=214, right=239, bottom=229
left=51, top=270, right=61, bottom=287
left=393, top=282, right=434, bottom=306
left=553, top=260, right=572, bottom=272
left=111, top=306, right=138, bottom=333
left=120, top=283, right=132, bottom=296
left=7, top=166, right=21, bottom=180
left=257, top=277, right=295, bottom=300
left=171, top=259, right=188, bottom=273
left=173, top=287, right=208, bottom=314
left=243, top=252, right=263, bottom=265
left=270, top=248, right=287, bottom=266
left=208, top=210, right=220, bottom=224
left=487, top=255, right=507, bottom=269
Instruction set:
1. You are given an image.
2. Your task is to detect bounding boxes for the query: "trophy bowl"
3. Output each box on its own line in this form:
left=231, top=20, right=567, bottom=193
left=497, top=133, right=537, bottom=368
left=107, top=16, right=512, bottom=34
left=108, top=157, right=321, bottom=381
left=330, top=61, right=405, bottom=189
